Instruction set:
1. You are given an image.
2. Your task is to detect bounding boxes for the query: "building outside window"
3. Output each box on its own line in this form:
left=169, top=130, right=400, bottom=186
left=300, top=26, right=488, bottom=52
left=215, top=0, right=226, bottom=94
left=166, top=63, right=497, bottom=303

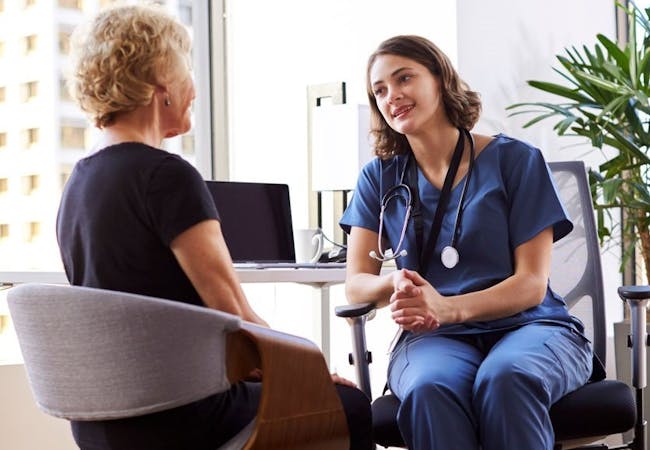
left=25, top=221, right=40, bottom=242
left=0, top=86, right=5, bottom=103
left=0, top=132, right=6, bottom=148
left=0, top=224, right=9, bottom=240
left=58, top=0, right=82, bottom=10
left=24, top=35, right=37, bottom=54
left=60, top=125, right=86, bottom=149
left=0, top=178, right=8, bottom=194
left=21, top=81, right=38, bottom=102
left=22, top=128, right=39, bottom=148
left=22, top=174, right=39, bottom=195
left=59, top=77, right=72, bottom=102
left=58, top=30, right=71, bottom=55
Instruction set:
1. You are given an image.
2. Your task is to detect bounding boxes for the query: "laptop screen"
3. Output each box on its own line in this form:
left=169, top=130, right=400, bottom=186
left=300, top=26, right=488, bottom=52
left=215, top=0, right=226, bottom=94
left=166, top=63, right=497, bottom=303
left=204, top=181, right=296, bottom=263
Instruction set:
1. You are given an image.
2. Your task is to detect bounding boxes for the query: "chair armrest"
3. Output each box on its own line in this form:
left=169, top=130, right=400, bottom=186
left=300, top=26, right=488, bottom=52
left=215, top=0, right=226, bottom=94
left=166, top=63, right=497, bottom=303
left=618, top=285, right=650, bottom=389
left=334, top=302, right=377, bottom=318
left=334, top=302, right=377, bottom=399
left=619, top=285, right=650, bottom=300
left=226, top=323, right=348, bottom=450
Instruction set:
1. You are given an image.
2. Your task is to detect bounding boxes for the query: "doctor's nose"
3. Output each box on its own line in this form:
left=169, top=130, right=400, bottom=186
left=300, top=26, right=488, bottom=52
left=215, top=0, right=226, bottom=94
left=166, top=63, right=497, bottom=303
left=387, top=87, right=403, bottom=104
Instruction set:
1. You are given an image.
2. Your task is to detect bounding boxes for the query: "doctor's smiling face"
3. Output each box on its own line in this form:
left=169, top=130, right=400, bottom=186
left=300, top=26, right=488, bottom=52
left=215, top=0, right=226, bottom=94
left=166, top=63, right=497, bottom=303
left=365, top=35, right=481, bottom=159
left=369, top=53, right=447, bottom=137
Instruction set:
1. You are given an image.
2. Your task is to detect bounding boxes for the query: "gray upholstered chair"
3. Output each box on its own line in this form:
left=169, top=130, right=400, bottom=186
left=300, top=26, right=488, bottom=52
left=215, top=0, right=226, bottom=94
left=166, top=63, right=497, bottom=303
left=336, top=161, right=645, bottom=449
left=8, top=283, right=348, bottom=450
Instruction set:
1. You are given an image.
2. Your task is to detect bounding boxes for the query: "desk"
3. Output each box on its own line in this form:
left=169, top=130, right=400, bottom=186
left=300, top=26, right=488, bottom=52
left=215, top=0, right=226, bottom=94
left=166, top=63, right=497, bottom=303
left=0, top=268, right=353, bottom=366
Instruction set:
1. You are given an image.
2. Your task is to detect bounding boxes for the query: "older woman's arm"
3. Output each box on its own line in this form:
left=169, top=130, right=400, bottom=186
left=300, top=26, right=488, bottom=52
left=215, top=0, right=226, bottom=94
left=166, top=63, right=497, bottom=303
left=170, top=219, right=268, bottom=326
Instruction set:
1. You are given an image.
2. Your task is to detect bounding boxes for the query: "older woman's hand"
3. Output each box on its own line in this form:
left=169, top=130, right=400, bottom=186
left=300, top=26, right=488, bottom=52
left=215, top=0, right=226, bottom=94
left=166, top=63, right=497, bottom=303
left=331, top=372, right=358, bottom=388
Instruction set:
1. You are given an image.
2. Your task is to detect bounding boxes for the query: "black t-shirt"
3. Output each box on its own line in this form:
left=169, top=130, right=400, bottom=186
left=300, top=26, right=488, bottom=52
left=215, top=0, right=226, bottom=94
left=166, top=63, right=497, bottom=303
left=56, top=142, right=219, bottom=306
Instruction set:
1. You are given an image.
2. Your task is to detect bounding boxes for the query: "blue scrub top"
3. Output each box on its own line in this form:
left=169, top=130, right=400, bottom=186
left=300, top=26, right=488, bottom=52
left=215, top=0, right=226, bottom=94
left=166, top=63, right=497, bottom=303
left=340, top=134, right=581, bottom=334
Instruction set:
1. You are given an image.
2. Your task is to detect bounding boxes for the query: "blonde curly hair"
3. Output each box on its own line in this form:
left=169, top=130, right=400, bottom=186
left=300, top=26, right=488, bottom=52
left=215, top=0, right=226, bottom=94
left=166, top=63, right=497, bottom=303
left=67, top=3, right=192, bottom=128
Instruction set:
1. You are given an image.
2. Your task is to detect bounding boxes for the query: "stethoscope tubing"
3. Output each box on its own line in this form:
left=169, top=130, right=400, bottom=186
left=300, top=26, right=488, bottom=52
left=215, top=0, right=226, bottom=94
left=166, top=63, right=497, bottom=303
left=371, top=129, right=475, bottom=266
left=373, top=185, right=412, bottom=261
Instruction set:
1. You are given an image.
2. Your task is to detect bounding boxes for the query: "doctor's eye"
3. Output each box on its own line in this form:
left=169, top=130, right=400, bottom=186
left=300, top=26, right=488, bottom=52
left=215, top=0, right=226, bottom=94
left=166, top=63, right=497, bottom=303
left=398, top=74, right=413, bottom=83
left=373, top=86, right=386, bottom=97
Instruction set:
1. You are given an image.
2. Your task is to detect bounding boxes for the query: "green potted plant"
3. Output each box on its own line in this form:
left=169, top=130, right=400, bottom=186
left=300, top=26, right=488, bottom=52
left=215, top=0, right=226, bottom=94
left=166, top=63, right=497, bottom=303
left=508, top=1, right=650, bottom=282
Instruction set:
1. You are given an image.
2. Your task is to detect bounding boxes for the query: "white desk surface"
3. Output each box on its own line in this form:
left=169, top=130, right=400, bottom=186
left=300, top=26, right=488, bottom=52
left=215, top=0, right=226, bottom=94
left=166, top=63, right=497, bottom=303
left=0, top=268, right=349, bottom=287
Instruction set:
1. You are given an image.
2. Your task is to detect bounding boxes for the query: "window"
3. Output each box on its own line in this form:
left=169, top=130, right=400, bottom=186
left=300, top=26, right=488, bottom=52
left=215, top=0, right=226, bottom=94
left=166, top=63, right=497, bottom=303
left=22, top=174, right=39, bottom=194
left=25, top=221, right=41, bottom=242
left=58, top=0, right=82, bottom=10
left=60, top=125, right=85, bottom=149
left=0, top=0, right=211, bottom=276
left=59, top=77, right=73, bottom=102
left=179, top=3, right=192, bottom=26
left=24, top=35, right=37, bottom=54
left=22, top=81, right=38, bottom=102
left=0, top=224, right=9, bottom=240
left=23, top=128, right=39, bottom=148
left=58, top=30, right=71, bottom=55
left=0, top=178, right=8, bottom=193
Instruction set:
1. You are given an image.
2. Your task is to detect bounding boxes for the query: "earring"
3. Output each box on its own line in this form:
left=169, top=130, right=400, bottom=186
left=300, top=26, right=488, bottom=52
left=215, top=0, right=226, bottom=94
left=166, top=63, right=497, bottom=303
left=164, top=97, right=171, bottom=106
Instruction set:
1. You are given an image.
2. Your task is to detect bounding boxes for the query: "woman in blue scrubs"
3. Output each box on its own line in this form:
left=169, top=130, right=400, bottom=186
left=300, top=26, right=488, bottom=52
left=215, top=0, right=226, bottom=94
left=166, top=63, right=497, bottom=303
left=340, top=35, right=594, bottom=449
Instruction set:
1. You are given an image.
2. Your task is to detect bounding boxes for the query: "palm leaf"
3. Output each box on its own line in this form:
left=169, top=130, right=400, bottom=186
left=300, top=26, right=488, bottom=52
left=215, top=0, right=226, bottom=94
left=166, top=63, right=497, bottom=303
left=597, top=33, right=630, bottom=72
left=508, top=1, right=650, bottom=279
left=526, top=80, right=594, bottom=103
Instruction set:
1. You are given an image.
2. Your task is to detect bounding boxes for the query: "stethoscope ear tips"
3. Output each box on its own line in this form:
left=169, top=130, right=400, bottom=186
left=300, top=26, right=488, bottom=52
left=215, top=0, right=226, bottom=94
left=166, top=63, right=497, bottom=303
left=368, top=250, right=377, bottom=259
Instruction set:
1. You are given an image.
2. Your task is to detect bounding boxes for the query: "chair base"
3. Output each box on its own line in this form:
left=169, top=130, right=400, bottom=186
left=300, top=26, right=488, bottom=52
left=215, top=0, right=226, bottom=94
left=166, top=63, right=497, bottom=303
left=371, top=379, right=637, bottom=449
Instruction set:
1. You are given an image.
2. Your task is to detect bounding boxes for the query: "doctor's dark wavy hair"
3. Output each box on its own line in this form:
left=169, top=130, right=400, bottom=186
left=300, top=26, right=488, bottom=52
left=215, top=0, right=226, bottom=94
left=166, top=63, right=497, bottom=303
left=366, top=35, right=482, bottom=159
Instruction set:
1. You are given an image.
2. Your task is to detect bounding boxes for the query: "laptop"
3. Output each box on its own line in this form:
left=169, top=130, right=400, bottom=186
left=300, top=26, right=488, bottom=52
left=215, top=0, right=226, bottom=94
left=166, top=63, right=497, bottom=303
left=204, top=180, right=345, bottom=269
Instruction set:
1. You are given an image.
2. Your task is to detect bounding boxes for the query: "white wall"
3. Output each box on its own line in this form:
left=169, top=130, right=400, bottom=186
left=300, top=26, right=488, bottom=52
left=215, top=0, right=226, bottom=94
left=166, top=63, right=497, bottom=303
left=226, top=0, right=457, bottom=229
left=456, top=0, right=624, bottom=335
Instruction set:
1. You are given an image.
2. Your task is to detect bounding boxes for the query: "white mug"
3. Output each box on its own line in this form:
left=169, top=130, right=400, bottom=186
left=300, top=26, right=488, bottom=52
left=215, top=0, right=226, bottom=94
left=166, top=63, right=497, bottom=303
left=294, top=228, right=324, bottom=263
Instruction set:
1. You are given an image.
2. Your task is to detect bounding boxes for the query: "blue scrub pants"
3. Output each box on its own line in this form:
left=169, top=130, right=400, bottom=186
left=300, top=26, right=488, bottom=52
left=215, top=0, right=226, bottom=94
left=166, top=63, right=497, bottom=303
left=387, top=323, right=592, bottom=450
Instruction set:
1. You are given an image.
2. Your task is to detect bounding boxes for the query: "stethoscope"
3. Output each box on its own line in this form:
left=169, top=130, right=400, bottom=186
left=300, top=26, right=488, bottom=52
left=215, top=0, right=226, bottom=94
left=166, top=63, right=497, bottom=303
left=369, top=129, right=475, bottom=269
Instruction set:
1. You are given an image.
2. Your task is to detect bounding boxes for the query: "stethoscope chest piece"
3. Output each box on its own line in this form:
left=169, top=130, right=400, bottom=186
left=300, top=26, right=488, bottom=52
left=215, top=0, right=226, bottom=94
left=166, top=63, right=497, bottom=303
left=441, top=245, right=459, bottom=269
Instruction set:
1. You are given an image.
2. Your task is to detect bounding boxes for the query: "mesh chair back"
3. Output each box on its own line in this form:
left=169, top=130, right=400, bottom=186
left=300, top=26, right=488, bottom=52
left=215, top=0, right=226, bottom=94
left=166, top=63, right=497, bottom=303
left=7, top=283, right=242, bottom=421
left=548, top=161, right=606, bottom=364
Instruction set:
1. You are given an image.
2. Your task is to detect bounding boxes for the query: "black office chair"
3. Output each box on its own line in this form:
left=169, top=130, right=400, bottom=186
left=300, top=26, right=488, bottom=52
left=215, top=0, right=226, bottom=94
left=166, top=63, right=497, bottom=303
left=336, top=161, right=647, bottom=449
